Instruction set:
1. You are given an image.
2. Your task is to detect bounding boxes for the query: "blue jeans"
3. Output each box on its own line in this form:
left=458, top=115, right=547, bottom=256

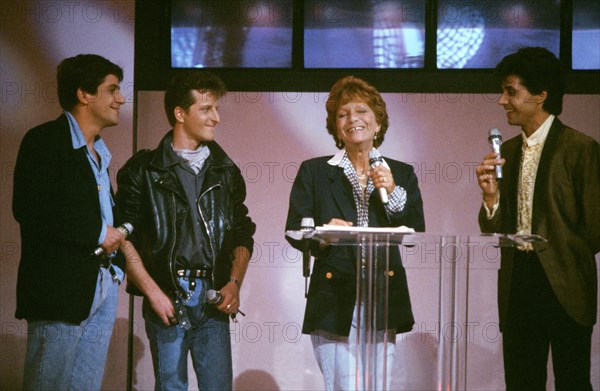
left=143, top=277, right=232, bottom=391
left=23, top=267, right=119, bottom=391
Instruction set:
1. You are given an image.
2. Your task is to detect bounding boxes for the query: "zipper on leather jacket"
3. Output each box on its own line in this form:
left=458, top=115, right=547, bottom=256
left=197, top=183, right=221, bottom=286
left=168, top=192, right=185, bottom=296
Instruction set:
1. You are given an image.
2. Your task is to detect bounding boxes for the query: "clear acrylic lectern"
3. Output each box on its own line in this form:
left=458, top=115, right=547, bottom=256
left=286, top=227, right=545, bottom=391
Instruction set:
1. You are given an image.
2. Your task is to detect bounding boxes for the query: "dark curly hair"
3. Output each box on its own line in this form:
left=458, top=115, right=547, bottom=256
left=57, top=54, right=123, bottom=111
left=325, top=76, right=389, bottom=149
left=495, top=47, right=564, bottom=115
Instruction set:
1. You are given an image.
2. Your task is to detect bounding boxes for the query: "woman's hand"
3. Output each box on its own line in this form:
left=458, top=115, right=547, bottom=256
left=327, top=218, right=353, bottom=226
left=369, top=165, right=395, bottom=194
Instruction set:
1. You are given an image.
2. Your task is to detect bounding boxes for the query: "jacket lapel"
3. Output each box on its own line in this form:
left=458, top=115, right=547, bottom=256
left=71, top=147, right=97, bottom=188
left=532, top=118, right=562, bottom=232
left=147, top=131, right=187, bottom=200
left=155, top=170, right=186, bottom=198
left=503, top=137, right=523, bottom=232
left=55, top=115, right=96, bottom=189
left=327, top=165, right=358, bottom=223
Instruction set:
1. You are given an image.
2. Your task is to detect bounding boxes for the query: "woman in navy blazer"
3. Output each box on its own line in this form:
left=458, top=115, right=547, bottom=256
left=285, top=76, right=425, bottom=390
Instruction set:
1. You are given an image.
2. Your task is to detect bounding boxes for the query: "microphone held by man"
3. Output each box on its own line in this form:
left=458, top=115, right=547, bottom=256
left=207, top=289, right=245, bottom=321
left=93, top=223, right=134, bottom=257
left=488, top=128, right=503, bottom=180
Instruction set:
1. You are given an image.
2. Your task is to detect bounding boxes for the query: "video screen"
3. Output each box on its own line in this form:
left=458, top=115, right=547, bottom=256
left=171, top=0, right=293, bottom=68
left=573, top=0, right=600, bottom=69
left=304, top=1, right=426, bottom=68
left=170, top=0, right=598, bottom=71
left=437, top=0, right=560, bottom=69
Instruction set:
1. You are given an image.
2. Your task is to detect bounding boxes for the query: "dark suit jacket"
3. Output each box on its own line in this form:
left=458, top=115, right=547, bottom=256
left=286, top=155, right=425, bottom=336
left=479, top=118, right=600, bottom=328
left=13, top=115, right=123, bottom=323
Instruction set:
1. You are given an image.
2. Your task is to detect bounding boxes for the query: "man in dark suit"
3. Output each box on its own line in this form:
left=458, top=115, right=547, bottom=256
left=476, top=47, right=600, bottom=390
left=13, top=54, right=127, bottom=391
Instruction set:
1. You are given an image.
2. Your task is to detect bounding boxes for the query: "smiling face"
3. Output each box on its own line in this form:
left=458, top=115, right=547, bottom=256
left=85, top=74, right=125, bottom=129
left=498, top=75, right=548, bottom=135
left=172, top=90, right=220, bottom=149
left=335, top=100, right=381, bottom=150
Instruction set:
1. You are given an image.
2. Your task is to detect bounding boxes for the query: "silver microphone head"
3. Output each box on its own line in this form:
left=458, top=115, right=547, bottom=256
left=368, top=149, right=383, bottom=167
left=488, top=128, right=503, bottom=180
left=488, top=128, right=502, bottom=141
left=207, top=289, right=223, bottom=305
left=300, top=217, right=315, bottom=231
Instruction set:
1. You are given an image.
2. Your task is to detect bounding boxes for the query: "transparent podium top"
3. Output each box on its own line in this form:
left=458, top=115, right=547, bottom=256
left=286, top=226, right=546, bottom=247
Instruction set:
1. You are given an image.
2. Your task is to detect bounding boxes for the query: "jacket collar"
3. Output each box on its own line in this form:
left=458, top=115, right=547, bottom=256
left=149, top=130, right=235, bottom=171
left=327, top=147, right=390, bottom=169
left=147, top=131, right=235, bottom=199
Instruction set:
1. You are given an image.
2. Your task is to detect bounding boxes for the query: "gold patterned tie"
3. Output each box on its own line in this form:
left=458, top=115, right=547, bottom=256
left=517, top=143, right=543, bottom=250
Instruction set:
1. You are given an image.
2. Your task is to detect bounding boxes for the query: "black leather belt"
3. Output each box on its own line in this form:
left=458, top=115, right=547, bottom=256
left=177, top=268, right=212, bottom=279
left=177, top=267, right=212, bottom=292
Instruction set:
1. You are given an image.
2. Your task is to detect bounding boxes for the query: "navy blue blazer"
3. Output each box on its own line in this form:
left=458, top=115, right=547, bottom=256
left=286, top=155, right=425, bottom=336
left=13, top=115, right=123, bottom=323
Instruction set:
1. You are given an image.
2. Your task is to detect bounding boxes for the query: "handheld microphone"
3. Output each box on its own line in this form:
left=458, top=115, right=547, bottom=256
left=207, top=289, right=223, bottom=305
left=93, top=222, right=134, bottom=256
left=488, top=128, right=503, bottom=180
left=207, top=289, right=245, bottom=319
left=300, top=218, right=315, bottom=278
left=300, top=217, right=315, bottom=298
left=368, top=150, right=389, bottom=204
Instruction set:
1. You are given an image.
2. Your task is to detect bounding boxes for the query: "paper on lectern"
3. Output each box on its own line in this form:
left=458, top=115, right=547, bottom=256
left=316, top=225, right=415, bottom=233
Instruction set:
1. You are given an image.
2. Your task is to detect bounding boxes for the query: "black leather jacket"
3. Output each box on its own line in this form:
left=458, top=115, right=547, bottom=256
left=116, top=132, right=255, bottom=296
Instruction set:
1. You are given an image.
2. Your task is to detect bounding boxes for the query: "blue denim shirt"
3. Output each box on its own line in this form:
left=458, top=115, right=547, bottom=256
left=66, top=111, right=123, bottom=280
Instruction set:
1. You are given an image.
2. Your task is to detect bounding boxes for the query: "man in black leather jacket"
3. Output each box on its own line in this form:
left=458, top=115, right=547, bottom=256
left=116, top=71, right=255, bottom=390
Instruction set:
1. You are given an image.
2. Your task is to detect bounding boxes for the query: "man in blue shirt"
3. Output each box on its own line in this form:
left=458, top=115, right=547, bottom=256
left=13, top=54, right=127, bottom=390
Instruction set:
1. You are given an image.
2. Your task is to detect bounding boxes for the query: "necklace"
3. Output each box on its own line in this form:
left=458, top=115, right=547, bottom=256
left=357, top=173, right=368, bottom=189
left=356, top=167, right=368, bottom=179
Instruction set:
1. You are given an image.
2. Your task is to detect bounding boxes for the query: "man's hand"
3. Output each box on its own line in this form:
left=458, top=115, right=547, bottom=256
left=147, top=289, right=177, bottom=326
left=216, top=280, right=240, bottom=316
left=100, top=225, right=126, bottom=255
left=121, top=240, right=177, bottom=326
left=476, top=152, right=504, bottom=209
